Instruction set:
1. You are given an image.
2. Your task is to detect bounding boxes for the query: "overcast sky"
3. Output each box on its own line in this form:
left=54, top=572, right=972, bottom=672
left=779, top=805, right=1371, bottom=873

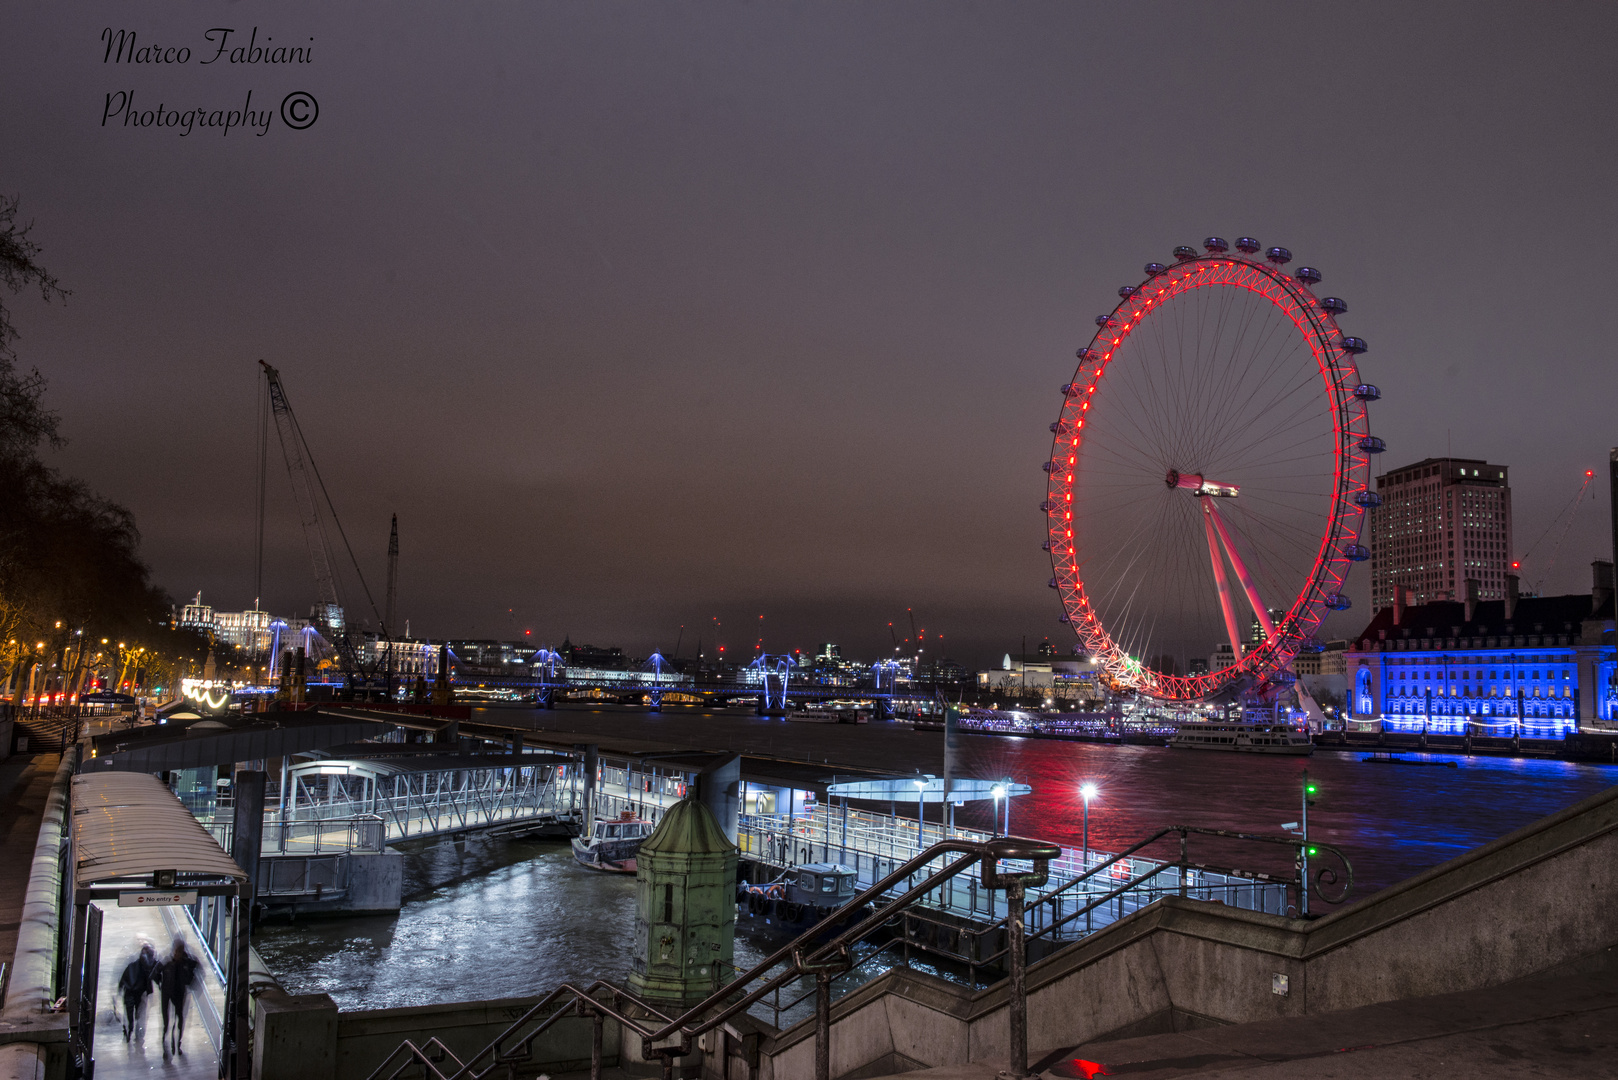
left=4, top=2, right=1616, bottom=665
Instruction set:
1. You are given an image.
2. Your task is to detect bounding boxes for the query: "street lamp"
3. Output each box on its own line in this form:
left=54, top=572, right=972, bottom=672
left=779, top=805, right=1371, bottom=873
left=913, top=778, right=928, bottom=850
left=1079, top=783, right=1098, bottom=869
left=991, top=783, right=1006, bottom=837
left=1080, top=782, right=1100, bottom=931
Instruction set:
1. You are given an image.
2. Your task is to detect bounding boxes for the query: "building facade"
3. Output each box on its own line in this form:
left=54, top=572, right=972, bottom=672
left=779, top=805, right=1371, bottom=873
left=1369, top=457, right=1513, bottom=609
left=1345, top=565, right=1616, bottom=734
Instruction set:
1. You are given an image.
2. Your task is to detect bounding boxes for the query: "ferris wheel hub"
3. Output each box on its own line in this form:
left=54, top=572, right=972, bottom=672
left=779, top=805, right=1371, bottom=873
left=1167, top=470, right=1240, bottom=498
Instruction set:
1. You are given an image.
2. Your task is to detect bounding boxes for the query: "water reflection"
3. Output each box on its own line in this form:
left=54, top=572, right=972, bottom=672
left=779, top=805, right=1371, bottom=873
left=255, top=835, right=772, bottom=1012
left=258, top=709, right=1618, bottom=1011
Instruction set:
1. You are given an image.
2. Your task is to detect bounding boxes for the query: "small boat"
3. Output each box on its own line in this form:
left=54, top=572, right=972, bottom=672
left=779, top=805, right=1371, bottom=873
left=738, top=863, right=862, bottom=927
left=571, top=812, right=654, bottom=872
left=1169, top=723, right=1314, bottom=755
left=784, top=708, right=867, bottom=724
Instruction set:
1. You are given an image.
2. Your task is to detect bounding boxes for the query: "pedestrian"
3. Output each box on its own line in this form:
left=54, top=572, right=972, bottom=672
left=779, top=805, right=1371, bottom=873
left=116, top=941, right=158, bottom=1043
left=155, top=938, right=200, bottom=1058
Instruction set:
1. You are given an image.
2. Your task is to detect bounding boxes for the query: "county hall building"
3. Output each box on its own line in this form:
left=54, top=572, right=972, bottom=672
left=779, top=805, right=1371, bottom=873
left=1344, top=564, right=1617, bottom=734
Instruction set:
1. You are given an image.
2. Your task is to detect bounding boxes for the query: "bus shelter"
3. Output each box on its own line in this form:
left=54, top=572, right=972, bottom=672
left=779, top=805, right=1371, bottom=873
left=67, top=772, right=248, bottom=1078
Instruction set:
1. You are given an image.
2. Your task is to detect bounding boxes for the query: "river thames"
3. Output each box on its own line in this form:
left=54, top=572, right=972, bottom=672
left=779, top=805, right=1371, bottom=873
left=255, top=706, right=1618, bottom=1010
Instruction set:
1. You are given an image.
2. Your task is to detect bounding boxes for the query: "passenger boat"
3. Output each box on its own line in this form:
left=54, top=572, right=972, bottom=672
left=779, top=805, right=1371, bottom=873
left=738, top=863, right=862, bottom=927
left=784, top=708, right=867, bottom=724
left=1169, top=723, right=1314, bottom=755
left=570, top=812, right=654, bottom=872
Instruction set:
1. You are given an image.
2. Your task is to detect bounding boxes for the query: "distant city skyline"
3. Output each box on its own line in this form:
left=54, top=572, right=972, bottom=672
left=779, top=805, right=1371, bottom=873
left=5, top=3, right=1617, bottom=667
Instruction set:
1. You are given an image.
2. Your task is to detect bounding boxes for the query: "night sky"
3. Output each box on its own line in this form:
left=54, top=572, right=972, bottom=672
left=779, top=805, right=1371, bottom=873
left=4, top=3, right=1616, bottom=666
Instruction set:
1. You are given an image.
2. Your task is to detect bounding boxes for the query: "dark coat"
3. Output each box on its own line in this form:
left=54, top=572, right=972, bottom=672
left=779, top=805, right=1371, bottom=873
left=118, top=953, right=157, bottom=998
left=156, top=950, right=200, bottom=1001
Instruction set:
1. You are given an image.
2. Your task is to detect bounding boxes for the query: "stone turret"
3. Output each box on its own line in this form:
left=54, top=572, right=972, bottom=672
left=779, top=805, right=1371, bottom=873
left=628, top=797, right=737, bottom=1008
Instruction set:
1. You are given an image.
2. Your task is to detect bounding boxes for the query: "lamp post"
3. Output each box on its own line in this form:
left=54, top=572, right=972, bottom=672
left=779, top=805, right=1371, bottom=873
left=991, top=783, right=1006, bottom=837
left=913, top=778, right=928, bottom=850
left=1080, top=783, right=1097, bottom=931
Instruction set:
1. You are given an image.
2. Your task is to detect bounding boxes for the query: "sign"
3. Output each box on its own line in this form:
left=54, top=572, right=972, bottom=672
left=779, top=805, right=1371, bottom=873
left=119, top=890, right=197, bottom=908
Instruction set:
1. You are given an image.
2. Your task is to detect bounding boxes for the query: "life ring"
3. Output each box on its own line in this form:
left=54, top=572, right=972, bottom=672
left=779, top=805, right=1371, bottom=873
left=766, top=883, right=786, bottom=899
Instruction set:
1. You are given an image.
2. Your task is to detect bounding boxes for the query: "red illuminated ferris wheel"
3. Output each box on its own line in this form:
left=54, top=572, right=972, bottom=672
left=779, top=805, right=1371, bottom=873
left=1044, top=238, right=1381, bottom=701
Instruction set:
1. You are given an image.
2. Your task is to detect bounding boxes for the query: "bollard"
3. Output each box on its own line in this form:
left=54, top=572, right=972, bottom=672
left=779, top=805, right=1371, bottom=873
left=980, top=838, right=1060, bottom=1080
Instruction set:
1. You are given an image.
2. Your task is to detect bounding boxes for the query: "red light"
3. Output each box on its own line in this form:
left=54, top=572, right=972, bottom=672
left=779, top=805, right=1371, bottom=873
left=1587, top=471, right=1595, bottom=477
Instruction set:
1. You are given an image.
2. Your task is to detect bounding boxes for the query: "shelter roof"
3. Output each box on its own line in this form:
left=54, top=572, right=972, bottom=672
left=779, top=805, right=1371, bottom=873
left=826, top=776, right=1033, bottom=804
left=84, top=712, right=385, bottom=773
left=291, top=752, right=572, bottom=777
left=71, top=772, right=245, bottom=888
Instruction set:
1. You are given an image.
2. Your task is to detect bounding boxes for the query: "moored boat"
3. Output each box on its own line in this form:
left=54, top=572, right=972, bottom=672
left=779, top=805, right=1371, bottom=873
left=738, top=862, right=862, bottom=927
left=571, top=812, right=654, bottom=872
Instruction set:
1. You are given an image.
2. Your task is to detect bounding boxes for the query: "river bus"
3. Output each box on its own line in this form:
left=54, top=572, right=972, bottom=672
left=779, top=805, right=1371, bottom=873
left=1169, top=723, right=1314, bottom=755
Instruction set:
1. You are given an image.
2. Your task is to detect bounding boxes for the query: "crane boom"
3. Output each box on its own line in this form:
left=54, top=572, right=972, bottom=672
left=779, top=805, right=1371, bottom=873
left=260, top=360, right=341, bottom=612
left=385, top=513, right=399, bottom=632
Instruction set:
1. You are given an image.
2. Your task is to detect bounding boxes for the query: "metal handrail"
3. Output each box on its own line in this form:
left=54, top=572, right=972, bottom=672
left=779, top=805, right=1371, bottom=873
left=365, top=834, right=1060, bottom=1080
left=963, top=824, right=1353, bottom=967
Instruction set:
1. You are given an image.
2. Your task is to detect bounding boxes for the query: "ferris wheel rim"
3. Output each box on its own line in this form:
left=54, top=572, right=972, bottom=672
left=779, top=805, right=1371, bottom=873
left=1045, top=250, right=1375, bottom=701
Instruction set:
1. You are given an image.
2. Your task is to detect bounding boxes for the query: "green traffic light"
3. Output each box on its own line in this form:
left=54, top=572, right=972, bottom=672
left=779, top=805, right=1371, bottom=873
left=1305, top=783, right=1318, bottom=795
left=1307, top=846, right=1318, bottom=856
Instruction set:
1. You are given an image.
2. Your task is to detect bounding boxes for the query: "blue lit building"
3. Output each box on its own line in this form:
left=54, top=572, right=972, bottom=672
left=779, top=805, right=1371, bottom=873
left=1345, top=565, right=1616, bottom=736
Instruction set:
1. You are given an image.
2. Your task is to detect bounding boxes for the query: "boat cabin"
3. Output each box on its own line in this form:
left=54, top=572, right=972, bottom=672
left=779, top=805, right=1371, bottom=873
left=785, top=862, right=859, bottom=908
left=593, top=819, right=654, bottom=843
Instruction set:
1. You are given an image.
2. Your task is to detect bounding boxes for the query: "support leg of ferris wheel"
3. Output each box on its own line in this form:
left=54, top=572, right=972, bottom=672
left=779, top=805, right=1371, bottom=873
left=1203, top=501, right=1245, bottom=661
left=1205, top=498, right=1277, bottom=643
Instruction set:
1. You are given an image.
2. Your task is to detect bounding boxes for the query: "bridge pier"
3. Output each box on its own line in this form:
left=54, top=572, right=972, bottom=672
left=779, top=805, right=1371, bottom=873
left=648, top=688, right=662, bottom=713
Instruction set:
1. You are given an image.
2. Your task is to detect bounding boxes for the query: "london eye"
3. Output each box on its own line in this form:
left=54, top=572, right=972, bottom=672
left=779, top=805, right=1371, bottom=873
left=1044, top=238, right=1381, bottom=700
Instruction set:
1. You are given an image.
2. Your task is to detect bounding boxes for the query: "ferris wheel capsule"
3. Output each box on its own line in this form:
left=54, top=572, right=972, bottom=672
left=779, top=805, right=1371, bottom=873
left=1096, top=315, right=1117, bottom=327
left=1173, top=246, right=1199, bottom=261
left=1294, top=267, right=1322, bottom=284
left=1320, top=297, right=1348, bottom=315
left=1265, top=246, right=1293, bottom=265
left=1353, top=384, right=1381, bottom=401
left=1235, top=237, right=1261, bottom=253
left=1144, top=263, right=1168, bottom=277
left=1203, top=237, right=1229, bottom=253
left=1339, top=336, right=1368, bottom=354
left=1118, top=285, right=1139, bottom=298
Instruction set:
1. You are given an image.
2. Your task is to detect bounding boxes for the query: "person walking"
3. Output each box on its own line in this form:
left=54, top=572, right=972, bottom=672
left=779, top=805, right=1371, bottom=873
left=155, top=938, right=200, bottom=1058
left=116, top=941, right=158, bottom=1043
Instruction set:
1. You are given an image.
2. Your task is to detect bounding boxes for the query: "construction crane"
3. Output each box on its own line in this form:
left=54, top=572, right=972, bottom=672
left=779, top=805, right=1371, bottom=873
left=1518, top=469, right=1596, bottom=594
left=385, top=514, right=399, bottom=631
left=258, top=360, right=389, bottom=680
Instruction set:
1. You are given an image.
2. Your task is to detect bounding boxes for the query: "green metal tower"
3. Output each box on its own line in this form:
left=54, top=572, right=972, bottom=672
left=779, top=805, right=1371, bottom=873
left=628, top=797, right=738, bottom=1008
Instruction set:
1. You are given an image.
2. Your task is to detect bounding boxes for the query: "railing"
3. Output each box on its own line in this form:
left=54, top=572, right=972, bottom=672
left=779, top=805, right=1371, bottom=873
left=205, top=814, right=388, bottom=855
left=366, top=821, right=1352, bottom=1080
left=365, top=835, right=1063, bottom=1080
left=739, top=806, right=1298, bottom=934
